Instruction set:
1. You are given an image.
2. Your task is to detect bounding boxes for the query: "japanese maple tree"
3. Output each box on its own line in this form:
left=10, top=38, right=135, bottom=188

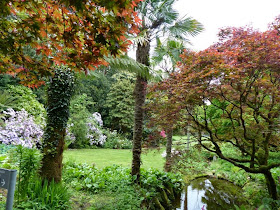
left=159, top=19, right=280, bottom=200
left=0, top=0, right=141, bottom=87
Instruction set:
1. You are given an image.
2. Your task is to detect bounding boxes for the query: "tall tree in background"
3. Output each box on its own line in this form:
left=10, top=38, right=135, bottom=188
left=131, top=0, right=203, bottom=181
left=105, top=73, right=135, bottom=134
left=0, top=0, right=142, bottom=182
left=151, top=39, right=186, bottom=171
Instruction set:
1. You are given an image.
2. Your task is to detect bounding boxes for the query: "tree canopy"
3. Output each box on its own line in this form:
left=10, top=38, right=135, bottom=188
left=149, top=19, right=280, bottom=199
left=0, top=0, right=142, bottom=87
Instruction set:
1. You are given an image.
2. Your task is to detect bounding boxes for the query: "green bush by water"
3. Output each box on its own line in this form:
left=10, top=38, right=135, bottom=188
left=170, top=141, right=280, bottom=209
left=63, top=161, right=183, bottom=209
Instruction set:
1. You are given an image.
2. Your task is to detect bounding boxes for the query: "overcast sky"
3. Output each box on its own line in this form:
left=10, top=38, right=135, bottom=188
left=174, top=0, right=280, bottom=51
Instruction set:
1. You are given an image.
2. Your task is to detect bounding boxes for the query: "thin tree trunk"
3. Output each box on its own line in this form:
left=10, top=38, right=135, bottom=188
left=264, top=170, right=278, bottom=200
left=186, top=125, right=190, bottom=150
left=165, top=128, right=173, bottom=172
left=131, top=41, right=150, bottom=183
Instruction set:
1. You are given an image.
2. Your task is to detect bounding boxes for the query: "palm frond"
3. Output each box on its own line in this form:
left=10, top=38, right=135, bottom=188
left=129, top=29, right=149, bottom=46
left=105, top=55, right=151, bottom=79
left=168, top=16, right=204, bottom=40
left=152, top=39, right=184, bottom=65
left=139, top=0, right=178, bottom=30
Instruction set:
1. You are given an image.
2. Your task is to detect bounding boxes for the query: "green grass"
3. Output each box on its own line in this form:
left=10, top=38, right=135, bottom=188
left=63, top=148, right=165, bottom=170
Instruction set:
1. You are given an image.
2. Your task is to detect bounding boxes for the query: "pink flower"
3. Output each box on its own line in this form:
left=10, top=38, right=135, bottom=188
left=160, top=130, right=166, bottom=138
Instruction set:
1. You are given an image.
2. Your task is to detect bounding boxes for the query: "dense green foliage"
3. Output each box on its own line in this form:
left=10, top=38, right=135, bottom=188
left=0, top=90, right=18, bottom=113
left=0, top=145, right=70, bottom=209
left=17, top=178, right=70, bottom=210
left=74, top=71, right=113, bottom=121
left=169, top=139, right=280, bottom=208
left=1, top=85, right=46, bottom=124
left=63, top=162, right=183, bottom=209
left=105, top=73, right=135, bottom=135
left=68, top=94, right=92, bottom=148
left=44, top=67, right=75, bottom=132
left=103, top=132, right=132, bottom=149
left=0, top=74, right=19, bottom=90
left=67, top=71, right=136, bottom=147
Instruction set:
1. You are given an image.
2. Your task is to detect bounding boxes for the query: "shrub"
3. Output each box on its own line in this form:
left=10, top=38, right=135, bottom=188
left=17, top=178, right=71, bottom=210
left=86, top=112, right=107, bottom=146
left=0, top=109, right=44, bottom=148
left=68, top=94, right=92, bottom=148
left=63, top=162, right=183, bottom=209
left=7, top=85, right=46, bottom=125
left=67, top=110, right=130, bottom=149
left=103, top=130, right=132, bottom=149
left=7, top=145, right=41, bottom=203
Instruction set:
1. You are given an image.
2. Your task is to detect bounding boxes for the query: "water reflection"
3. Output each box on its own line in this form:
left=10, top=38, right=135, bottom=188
left=177, top=178, right=244, bottom=210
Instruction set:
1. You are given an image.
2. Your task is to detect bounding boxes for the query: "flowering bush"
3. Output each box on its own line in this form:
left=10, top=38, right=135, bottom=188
left=92, top=112, right=103, bottom=127
left=160, top=130, right=166, bottom=138
left=86, top=112, right=107, bottom=146
left=104, top=130, right=132, bottom=149
left=66, top=111, right=131, bottom=148
left=7, top=85, right=46, bottom=125
left=65, top=123, right=76, bottom=148
left=0, top=108, right=44, bottom=148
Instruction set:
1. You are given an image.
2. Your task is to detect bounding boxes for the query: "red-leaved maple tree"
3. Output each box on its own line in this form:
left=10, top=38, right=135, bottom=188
left=0, top=0, right=141, bottom=87
left=151, top=18, right=280, bottom=200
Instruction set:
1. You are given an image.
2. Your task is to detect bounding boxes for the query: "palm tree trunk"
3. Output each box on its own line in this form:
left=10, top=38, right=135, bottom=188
left=131, top=41, right=150, bottom=182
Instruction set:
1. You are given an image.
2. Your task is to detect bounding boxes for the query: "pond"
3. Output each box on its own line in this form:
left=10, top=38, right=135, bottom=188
left=176, top=177, right=245, bottom=210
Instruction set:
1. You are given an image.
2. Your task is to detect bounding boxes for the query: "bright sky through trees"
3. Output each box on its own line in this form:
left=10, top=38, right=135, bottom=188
left=174, top=0, right=280, bottom=51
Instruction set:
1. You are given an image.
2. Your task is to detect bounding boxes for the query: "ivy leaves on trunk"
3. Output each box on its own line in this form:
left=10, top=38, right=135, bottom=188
left=41, top=67, right=75, bottom=182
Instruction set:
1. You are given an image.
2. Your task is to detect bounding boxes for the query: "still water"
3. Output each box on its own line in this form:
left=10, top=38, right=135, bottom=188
left=176, top=178, right=244, bottom=210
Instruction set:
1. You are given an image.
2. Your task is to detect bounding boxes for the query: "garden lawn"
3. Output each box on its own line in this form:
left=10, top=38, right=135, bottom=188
left=63, top=148, right=165, bottom=170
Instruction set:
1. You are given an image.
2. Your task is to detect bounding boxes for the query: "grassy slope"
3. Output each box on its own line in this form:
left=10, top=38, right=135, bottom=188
left=63, top=148, right=165, bottom=170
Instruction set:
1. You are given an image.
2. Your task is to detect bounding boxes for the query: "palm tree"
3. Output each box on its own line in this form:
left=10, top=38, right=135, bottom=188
left=152, top=38, right=185, bottom=73
left=131, top=0, right=203, bottom=181
left=151, top=38, right=187, bottom=171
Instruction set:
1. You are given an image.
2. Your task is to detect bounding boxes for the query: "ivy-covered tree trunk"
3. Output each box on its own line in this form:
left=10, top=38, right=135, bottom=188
left=41, top=128, right=66, bottom=183
left=131, top=41, right=150, bottom=182
left=165, top=128, right=173, bottom=172
left=40, top=67, right=75, bottom=183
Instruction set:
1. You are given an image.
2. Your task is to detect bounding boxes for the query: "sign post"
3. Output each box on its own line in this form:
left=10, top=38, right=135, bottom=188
left=0, top=169, right=17, bottom=210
